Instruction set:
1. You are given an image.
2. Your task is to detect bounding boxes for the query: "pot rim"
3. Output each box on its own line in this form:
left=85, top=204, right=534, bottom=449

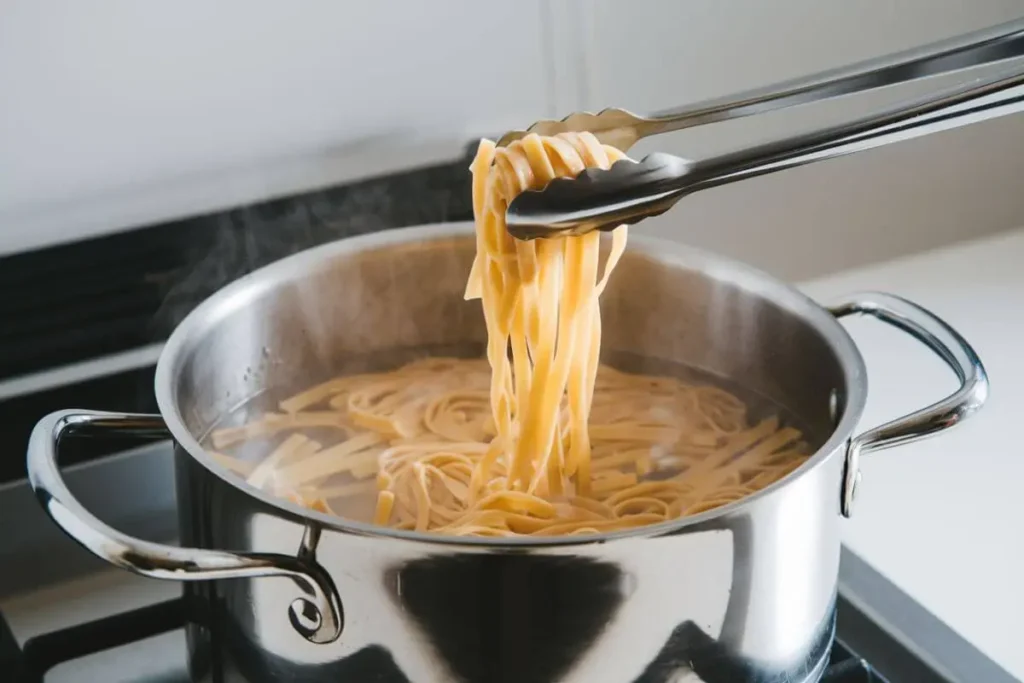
left=154, top=221, right=867, bottom=548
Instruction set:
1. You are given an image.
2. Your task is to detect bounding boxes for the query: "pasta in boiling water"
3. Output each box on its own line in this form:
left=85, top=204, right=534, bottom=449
left=208, top=132, right=810, bottom=536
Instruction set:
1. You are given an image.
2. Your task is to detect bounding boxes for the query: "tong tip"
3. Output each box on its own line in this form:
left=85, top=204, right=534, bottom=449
left=505, top=153, right=691, bottom=240
left=495, top=108, right=641, bottom=148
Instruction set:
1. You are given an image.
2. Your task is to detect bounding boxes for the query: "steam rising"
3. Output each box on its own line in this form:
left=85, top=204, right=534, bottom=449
left=153, top=157, right=473, bottom=334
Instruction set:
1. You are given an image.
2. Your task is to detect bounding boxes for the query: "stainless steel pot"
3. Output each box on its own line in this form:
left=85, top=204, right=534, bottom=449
left=27, top=223, right=987, bottom=683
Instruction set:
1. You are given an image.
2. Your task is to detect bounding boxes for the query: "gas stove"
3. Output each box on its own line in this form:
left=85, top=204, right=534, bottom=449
left=0, top=597, right=889, bottom=683
left=0, top=597, right=883, bottom=683
left=0, top=158, right=1016, bottom=683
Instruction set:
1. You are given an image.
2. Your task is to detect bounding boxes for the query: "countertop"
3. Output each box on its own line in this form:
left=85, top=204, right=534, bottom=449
left=799, top=227, right=1024, bottom=680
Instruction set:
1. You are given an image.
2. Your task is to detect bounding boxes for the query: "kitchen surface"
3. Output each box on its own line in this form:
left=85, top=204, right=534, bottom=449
left=2, top=2, right=1023, bottom=682
left=803, top=230, right=1024, bottom=680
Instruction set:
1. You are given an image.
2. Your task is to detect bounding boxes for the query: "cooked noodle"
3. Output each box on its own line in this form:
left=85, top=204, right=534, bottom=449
left=207, top=132, right=810, bottom=536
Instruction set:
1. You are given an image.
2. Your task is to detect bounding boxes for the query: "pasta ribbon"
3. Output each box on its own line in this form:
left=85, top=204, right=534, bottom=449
left=207, top=133, right=809, bottom=537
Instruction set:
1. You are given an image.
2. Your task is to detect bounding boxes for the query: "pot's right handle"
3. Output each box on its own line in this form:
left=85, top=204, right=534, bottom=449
left=27, top=409, right=343, bottom=643
left=828, top=292, right=989, bottom=518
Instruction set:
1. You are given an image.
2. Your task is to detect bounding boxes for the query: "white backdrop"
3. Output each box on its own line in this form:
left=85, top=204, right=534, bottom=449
left=2, top=0, right=1022, bottom=279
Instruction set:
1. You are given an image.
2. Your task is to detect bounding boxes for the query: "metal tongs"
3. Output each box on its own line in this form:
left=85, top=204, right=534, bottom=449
left=504, top=17, right=1024, bottom=239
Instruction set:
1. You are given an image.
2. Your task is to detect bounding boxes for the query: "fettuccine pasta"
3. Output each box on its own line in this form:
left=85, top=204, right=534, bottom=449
left=208, top=132, right=810, bottom=536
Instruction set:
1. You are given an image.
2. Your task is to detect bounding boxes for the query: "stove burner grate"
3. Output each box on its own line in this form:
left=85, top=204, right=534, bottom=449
left=1, top=597, right=889, bottom=683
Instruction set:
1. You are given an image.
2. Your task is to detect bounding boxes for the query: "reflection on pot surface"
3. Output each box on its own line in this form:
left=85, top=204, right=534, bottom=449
left=177, top=460, right=833, bottom=683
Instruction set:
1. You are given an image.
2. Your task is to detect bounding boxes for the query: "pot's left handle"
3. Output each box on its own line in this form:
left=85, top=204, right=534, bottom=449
left=27, top=409, right=343, bottom=644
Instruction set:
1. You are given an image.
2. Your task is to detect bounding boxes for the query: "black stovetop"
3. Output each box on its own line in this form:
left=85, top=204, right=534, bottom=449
left=0, top=594, right=891, bottom=683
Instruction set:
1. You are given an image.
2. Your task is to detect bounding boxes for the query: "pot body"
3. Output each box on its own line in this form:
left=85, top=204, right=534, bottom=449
left=168, top=223, right=853, bottom=683
left=175, top=437, right=841, bottom=683
left=27, top=223, right=987, bottom=683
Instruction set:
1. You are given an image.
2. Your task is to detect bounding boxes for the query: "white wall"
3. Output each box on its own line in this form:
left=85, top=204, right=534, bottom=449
left=567, top=0, right=1024, bottom=279
left=2, top=0, right=1022, bottom=279
left=0, top=1, right=553, bottom=255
